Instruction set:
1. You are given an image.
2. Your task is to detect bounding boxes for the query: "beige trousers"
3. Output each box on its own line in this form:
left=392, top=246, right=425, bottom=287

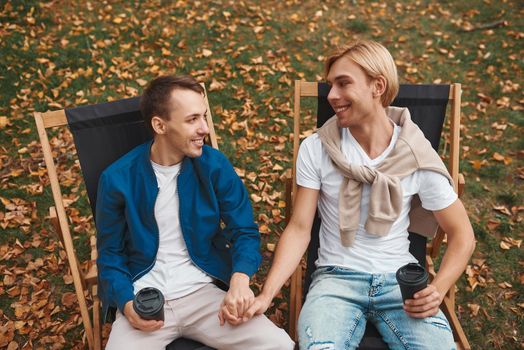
left=105, top=283, right=294, bottom=350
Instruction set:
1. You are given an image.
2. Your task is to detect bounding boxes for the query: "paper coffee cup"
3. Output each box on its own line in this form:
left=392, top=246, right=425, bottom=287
left=396, top=263, right=428, bottom=302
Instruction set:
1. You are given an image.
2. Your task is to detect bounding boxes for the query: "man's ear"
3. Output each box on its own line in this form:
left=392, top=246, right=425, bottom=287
left=151, top=116, right=166, bottom=135
left=373, top=76, right=387, bottom=98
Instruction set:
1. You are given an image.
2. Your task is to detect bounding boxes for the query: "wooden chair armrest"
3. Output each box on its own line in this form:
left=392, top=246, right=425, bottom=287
left=458, top=173, right=465, bottom=198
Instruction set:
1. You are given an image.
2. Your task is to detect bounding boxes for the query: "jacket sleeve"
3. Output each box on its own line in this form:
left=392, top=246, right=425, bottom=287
left=95, top=171, right=135, bottom=313
left=213, top=152, right=261, bottom=278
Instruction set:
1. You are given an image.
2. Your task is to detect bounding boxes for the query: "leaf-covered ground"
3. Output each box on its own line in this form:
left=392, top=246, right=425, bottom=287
left=0, top=0, right=522, bottom=349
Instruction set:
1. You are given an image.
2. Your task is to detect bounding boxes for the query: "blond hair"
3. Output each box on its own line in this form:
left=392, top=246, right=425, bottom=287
left=325, top=40, right=399, bottom=107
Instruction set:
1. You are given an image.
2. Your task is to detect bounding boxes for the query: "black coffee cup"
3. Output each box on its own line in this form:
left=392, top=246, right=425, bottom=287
left=133, top=287, right=165, bottom=321
left=396, top=263, right=429, bottom=302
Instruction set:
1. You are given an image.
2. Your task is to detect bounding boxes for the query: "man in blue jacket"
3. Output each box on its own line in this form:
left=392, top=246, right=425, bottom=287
left=96, top=75, right=294, bottom=349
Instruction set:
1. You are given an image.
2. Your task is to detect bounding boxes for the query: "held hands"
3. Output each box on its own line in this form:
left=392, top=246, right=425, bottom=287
left=403, top=284, right=444, bottom=318
left=123, top=300, right=164, bottom=331
left=218, top=272, right=254, bottom=326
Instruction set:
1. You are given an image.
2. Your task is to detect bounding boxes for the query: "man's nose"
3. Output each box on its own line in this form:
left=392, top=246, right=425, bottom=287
left=198, top=118, right=210, bottom=135
left=327, top=86, right=339, bottom=103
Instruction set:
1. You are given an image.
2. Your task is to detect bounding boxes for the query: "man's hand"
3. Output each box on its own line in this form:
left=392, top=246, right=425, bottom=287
left=243, top=292, right=272, bottom=321
left=403, top=284, right=444, bottom=318
left=218, top=272, right=254, bottom=326
left=123, top=300, right=164, bottom=331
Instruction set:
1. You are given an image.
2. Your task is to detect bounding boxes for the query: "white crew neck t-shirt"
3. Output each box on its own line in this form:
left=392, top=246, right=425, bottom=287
left=133, top=161, right=213, bottom=299
left=296, top=124, right=457, bottom=273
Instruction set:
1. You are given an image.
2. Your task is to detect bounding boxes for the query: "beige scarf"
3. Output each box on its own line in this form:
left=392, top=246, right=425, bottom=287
left=317, top=106, right=453, bottom=246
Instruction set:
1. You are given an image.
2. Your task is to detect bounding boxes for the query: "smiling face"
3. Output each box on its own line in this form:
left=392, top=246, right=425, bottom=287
left=151, top=88, right=209, bottom=165
left=326, top=56, right=384, bottom=128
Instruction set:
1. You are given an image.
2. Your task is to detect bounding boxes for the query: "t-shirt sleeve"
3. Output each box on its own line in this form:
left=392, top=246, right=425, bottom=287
left=296, top=136, right=321, bottom=190
left=417, top=170, right=458, bottom=211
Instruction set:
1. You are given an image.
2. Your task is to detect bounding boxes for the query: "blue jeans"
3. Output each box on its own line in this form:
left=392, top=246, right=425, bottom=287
left=298, top=266, right=456, bottom=350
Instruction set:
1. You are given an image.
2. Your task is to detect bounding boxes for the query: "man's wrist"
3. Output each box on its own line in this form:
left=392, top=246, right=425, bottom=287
left=429, top=282, right=447, bottom=302
left=230, top=272, right=250, bottom=287
left=123, top=300, right=134, bottom=317
left=259, top=290, right=274, bottom=304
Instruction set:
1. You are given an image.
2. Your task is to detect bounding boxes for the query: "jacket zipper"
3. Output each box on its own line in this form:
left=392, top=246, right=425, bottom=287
left=132, top=180, right=160, bottom=282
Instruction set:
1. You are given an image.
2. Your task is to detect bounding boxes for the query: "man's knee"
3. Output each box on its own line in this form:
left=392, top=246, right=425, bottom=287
left=256, top=321, right=294, bottom=350
left=267, top=330, right=295, bottom=350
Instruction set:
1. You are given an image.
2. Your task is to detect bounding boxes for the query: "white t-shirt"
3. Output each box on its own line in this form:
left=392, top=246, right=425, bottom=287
left=133, top=161, right=213, bottom=299
left=296, top=125, right=457, bottom=273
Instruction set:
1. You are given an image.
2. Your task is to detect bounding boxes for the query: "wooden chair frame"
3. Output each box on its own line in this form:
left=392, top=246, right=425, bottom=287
left=287, top=81, right=470, bottom=349
left=34, top=85, right=217, bottom=350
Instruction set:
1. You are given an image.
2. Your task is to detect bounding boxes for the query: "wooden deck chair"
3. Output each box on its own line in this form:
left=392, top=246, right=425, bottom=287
left=286, top=81, right=470, bottom=350
left=34, top=85, right=217, bottom=350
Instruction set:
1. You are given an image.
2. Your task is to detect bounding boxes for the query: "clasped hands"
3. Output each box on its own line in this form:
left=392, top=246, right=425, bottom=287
left=218, top=272, right=271, bottom=326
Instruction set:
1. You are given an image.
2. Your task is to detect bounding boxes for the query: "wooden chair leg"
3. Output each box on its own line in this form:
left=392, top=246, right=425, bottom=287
left=288, top=265, right=303, bottom=341
left=92, top=285, right=102, bottom=350
left=48, top=206, right=95, bottom=349
left=442, top=296, right=471, bottom=350
left=428, top=254, right=470, bottom=350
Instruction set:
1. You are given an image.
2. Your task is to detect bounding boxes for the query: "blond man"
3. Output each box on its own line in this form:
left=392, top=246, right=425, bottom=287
left=245, top=41, right=475, bottom=349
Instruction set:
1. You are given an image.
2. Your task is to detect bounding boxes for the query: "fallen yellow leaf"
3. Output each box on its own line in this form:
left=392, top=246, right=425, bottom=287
left=0, top=116, right=7, bottom=128
left=500, top=240, right=511, bottom=250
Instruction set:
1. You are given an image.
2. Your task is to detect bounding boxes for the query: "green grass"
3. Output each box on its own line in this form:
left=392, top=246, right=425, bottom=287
left=0, top=0, right=523, bottom=348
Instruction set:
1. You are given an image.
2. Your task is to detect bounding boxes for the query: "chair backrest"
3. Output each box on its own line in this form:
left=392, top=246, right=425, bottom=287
left=293, top=82, right=461, bottom=297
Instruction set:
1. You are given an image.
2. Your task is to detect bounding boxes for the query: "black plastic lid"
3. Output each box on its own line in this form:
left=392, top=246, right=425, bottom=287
left=133, top=287, right=164, bottom=316
left=396, top=263, right=428, bottom=285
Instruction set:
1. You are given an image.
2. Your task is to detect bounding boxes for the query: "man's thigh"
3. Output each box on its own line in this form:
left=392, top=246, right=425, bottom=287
left=297, top=267, right=369, bottom=350
left=105, top=309, right=179, bottom=350
left=177, top=284, right=294, bottom=350
left=371, top=275, right=456, bottom=350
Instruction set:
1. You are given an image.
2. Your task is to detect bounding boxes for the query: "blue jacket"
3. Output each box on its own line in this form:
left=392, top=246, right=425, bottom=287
left=95, top=141, right=261, bottom=322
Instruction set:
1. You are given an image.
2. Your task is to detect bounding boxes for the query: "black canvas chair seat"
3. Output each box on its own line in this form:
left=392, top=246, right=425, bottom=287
left=166, top=338, right=214, bottom=350
left=304, top=83, right=450, bottom=349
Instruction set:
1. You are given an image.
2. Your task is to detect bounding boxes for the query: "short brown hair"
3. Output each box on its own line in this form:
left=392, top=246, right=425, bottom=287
left=140, top=75, right=205, bottom=133
left=325, top=40, right=399, bottom=107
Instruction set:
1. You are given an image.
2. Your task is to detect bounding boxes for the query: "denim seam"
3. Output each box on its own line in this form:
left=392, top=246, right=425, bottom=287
left=375, top=310, right=410, bottom=350
left=344, top=311, right=364, bottom=350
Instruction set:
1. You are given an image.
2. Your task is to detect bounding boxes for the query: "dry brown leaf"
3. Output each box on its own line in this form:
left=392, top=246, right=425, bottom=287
left=493, top=205, right=512, bottom=216
left=3, top=274, right=15, bottom=287
left=136, top=79, right=147, bottom=86
left=468, top=303, right=480, bottom=316
left=486, top=219, right=500, bottom=231
left=498, top=282, right=512, bottom=289
left=500, top=240, right=511, bottom=250
left=62, top=274, right=73, bottom=285
left=61, top=292, right=77, bottom=307
left=259, top=224, right=269, bottom=234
